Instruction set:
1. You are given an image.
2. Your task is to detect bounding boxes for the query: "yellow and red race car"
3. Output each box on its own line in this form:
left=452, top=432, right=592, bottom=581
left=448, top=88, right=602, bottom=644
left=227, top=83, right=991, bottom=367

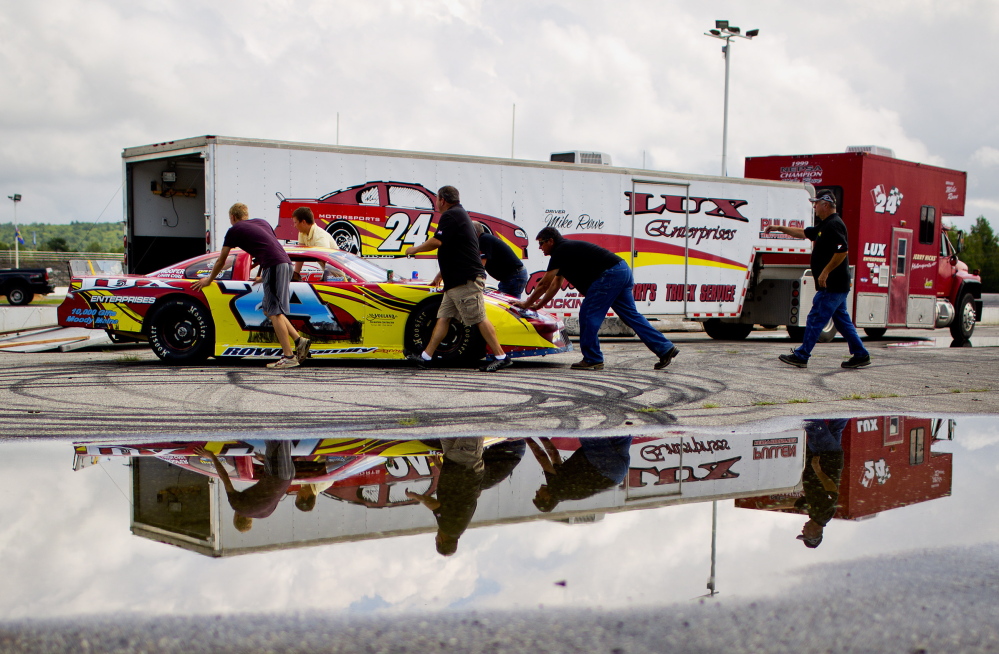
left=57, top=246, right=570, bottom=365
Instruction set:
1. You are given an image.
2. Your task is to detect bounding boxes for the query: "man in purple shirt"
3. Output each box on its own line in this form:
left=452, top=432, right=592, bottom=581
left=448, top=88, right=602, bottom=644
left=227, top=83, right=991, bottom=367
left=192, top=203, right=310, bottom=369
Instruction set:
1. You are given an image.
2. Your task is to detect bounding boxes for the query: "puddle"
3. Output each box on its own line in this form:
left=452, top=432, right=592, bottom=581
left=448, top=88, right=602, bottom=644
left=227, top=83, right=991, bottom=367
left=885, top=336, right=999, bottom=348
left=2, top=415, right=995, bottom=620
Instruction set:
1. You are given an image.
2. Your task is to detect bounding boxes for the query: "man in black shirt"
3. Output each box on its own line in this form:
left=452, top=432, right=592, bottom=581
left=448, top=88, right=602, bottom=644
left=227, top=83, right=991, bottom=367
left=474, top=222, right=528, bottom=298
left=765, top=190, right=871, bottom=368
left=404, top=186, right=512, bottom=372
left=515, top=227, right=679, bottom=371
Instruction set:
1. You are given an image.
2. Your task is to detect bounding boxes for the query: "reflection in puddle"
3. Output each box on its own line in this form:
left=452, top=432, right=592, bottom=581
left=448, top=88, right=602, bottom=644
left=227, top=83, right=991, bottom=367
left=886, top=336, right=999, bottom=348
left=2, top=415, right=992, bottom=620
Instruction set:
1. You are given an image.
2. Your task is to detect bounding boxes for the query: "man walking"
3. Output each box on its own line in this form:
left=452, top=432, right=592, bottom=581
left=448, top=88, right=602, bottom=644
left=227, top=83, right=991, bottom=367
left=403, top=186, right=512, bottom=372
left=192, top=202, right=310, bottom=368
left=765, top=190, right=871, bottom=369
left=474, top=221, right=528, bottom=299
left=515, top=227, right=679, bottom=371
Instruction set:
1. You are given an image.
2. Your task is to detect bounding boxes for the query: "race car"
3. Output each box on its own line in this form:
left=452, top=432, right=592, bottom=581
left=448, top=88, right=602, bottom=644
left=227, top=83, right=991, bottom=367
left=273, top=181, right=529, bottom=259
left=57, top=246, right=570, bottom=364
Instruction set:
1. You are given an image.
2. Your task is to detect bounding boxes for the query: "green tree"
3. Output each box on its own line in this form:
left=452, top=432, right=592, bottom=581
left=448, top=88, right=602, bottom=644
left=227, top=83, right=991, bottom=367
left=85, top=241, right=103, bottom=253
left=45, top=236, right=71, bottom=252
left=950, top=216, right=999, bottom=292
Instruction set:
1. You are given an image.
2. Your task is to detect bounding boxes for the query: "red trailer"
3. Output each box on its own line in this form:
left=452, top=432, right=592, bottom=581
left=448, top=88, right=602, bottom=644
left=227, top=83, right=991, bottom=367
left=744, top=149, right=982, bottom=340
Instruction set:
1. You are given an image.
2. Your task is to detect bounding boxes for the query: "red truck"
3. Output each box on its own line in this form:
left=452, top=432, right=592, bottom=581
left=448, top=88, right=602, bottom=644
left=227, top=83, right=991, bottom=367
left=744, top=148, right=982, bottom=340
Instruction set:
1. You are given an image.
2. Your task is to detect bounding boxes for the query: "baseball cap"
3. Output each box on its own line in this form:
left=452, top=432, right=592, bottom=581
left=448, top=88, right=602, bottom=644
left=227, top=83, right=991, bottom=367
left=809, top=191, right=836, bottom=205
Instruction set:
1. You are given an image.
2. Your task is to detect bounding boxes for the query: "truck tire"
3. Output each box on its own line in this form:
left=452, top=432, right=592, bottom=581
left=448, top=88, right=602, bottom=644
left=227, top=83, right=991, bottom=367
left=950, top=292, right=976, bottom=341
left=147, top=298, right=214, bottom=364
left=327, top=221, right=361, bottom=255
left=787, top=320, right=837, bottom=343
left=703, top=319, right=753, bottom=340
left=404, top=297, right=485, bottom=364
left=864, top=328, right=887, bottom=339
left=6, top=284, right=33, bottom=306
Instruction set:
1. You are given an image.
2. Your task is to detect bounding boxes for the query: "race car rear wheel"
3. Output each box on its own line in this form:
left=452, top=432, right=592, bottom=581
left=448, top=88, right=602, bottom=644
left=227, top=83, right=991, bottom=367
left=148, top=298, right=214, bottom=364
left=327, top=221, right=361, bottom=255
left=6, top=284, right=32, bottom=306
left=404, top=297, right=485, bottom=365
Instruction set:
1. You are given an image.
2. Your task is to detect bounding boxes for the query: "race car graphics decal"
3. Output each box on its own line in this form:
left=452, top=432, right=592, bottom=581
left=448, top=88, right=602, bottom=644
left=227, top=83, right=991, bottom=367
left=220, top=346, right=378, bottom=357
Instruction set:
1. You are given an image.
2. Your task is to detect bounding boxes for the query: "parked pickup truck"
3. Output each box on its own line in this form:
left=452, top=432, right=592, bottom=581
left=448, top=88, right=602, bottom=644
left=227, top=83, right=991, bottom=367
left=0, top=268, right=55, bottom=305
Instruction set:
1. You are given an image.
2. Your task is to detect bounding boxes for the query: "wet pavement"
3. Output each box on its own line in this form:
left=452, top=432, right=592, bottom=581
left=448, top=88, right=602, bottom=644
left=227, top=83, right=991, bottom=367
left=2, top=416, right=999, bottom=652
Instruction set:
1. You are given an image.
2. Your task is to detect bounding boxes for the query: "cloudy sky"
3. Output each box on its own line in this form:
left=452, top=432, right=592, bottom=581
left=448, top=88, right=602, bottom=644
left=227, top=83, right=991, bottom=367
left=1, top=0, right=996, bottom=230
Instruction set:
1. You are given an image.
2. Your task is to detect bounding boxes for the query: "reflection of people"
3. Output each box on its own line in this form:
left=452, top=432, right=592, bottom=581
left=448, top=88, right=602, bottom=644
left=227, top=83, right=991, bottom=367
left=765, top=190, right=871, bottom=369
left=404, top=186, right=512, bottom=372
left=406, top=437, right=485, bottom=556
left=795, top=419, right=847, bottom=548
left=191, top=202, right=310, bottom=368
left=529, top=436, right=632, bottom=512
left=474, top=222, right=528, bottom=299
left=196, top=441, right=294, bottom=532
left=515, top=228, right=679, bottom=371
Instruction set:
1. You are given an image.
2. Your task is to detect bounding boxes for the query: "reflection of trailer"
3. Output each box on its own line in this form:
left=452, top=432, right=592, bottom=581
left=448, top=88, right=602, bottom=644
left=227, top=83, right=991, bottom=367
left=121, top=136, right=814, bottom=332
left=746, top=149, right=982, bottom=340
left=735, top=416, right=954, bottom=520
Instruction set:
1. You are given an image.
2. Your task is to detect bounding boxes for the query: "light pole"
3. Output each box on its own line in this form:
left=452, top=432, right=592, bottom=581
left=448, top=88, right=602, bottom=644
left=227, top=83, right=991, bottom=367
left=704, top=21, right=759, bottom=177
left=8, top=194, right=21, bottom=268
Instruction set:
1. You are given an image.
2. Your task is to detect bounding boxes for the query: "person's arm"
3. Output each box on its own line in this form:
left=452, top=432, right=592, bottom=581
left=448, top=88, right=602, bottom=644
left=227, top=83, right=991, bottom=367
left=527, top=438, right=558, bottom=475
left=190, top=247, right=232, bottom=291
left=293, top=260, right=304, bottom=280
left=816, top=252, right=848, bottom=289
left=194, top=447, right=238, bottom=496
left=405, top=238, right=442, bottom=257
left=515, top=270, right=562, bottom=310
left=405, top=489, right=441, bottom=511
left=431, top=271, right=443, bottom=288
left=764, top=225, right=807, bottom=239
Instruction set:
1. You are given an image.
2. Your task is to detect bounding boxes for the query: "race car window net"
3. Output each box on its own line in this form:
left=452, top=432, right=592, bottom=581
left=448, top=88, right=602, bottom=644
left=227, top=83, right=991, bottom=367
left=388, top=186, right=433, bottom=209
left=358, top=187, right=380, bottom=205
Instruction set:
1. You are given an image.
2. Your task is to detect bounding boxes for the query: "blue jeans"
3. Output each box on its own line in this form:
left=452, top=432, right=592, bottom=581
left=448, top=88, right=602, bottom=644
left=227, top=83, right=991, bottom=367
left=579, top=260, right=675, bottom=363
left=497, top=267, right=529, bottom=299
left=794, top=290, right=869, bottom=361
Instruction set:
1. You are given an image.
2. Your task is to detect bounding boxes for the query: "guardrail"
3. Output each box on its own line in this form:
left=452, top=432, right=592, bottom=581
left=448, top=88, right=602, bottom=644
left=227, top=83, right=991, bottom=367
left=0, top=251, right=123, bottom=264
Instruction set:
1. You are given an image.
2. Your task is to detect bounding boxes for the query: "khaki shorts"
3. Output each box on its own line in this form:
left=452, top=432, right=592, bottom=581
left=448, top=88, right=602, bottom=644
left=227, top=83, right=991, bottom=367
left=438, top=278, right=487, bottom=326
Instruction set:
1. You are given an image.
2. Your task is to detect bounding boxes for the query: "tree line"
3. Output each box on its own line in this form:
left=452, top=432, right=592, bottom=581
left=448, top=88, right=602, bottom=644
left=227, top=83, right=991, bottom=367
left=948, top=217, right=999, bottom=292
left=0, top=222, right=124, bottom=253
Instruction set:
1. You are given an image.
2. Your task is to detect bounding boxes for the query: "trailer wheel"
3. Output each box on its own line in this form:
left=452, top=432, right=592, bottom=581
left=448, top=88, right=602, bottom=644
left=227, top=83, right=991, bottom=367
left=147, top=298, right=214, bottom=364
left=864, top=328, right=887, bottom=339
left=950, top=292, right=976, bottom=341
left=787, top=320, right=837, bottom=343
left=703, top=319, right=753, bottom=340
left=404, top=297, right=485, bottom=364
left=6, top=284, right=33, bottom=306
left=327, top=221, right=361, bottom=255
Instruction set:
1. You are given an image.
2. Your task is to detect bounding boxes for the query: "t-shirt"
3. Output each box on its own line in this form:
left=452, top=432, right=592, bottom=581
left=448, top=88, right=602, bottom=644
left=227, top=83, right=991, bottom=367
left=546, top=238, right=623, bottom=295
left=803, top=213, right=851, bottom=293
left=227, top=473, right=292, bottom=519
left=434, top=204, right=485, bottom=291
left=479, top=233, right=523, bottom=281
left=223, top=218, right=292, bottom=269
left=298, top=223, right=337, bottom=249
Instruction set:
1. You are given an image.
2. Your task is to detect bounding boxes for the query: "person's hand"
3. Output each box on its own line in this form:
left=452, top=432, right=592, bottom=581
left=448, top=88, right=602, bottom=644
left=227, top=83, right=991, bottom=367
left=193, top=446, right=215, bottom=459
left=404, top=246, right=416, bottom=257
left=252, top=275, right=262, bottom=286
left=817, top=271, right=829, bottom=288
left=511, top=300, right=529, bottom=309
left=763, top=225, right=775, bottom=233
left=190, top=277, right=211, bottom=291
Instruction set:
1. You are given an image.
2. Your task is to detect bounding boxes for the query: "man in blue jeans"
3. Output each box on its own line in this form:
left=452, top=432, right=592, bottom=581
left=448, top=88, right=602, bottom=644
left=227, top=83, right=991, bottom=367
left=765, top=190, right=871, bottom=369
left=514, top=227, right=679, bottom=371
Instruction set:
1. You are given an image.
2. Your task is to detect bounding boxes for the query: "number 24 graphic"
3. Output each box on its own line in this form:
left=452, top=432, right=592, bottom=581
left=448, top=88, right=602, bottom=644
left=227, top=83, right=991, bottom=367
left=378, top=213, right=433, bottom=252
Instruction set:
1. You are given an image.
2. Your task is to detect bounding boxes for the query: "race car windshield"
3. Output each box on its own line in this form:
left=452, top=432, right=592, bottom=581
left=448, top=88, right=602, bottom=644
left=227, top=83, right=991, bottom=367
left=328, top=251, right=389, bottom=282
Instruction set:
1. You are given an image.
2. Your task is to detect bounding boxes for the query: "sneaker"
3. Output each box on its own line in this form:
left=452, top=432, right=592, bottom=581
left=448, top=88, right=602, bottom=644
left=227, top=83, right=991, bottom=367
left=570, top=359, right=604, bottom=370
left=654, top=346, right=680, bottom=370
left=479, top=356, right=513, bottom=372
left=778, top=351, right=808, bottom=368
left=266, top=355, right=299, bottom=369
left=295, top=336, right=311, bottom=363
left=841, top=354, right=872, bottom=369
left=407, top=353, right=433, bottom=369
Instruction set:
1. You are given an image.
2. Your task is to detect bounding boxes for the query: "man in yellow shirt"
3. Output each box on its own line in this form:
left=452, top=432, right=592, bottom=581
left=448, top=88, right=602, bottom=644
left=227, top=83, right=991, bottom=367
left=293, top=207, right=338, bottom=249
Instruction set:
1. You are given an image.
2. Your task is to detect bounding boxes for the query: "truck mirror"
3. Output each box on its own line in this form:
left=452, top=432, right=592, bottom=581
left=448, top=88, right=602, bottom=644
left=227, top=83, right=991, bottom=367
left=956, top=230, right=966, bottom=253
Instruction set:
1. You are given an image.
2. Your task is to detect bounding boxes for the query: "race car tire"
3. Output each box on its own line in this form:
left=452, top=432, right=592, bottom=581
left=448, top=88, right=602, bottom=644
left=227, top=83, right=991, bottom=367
left=6, top=284, right=33, bottom=306
left=703, top=319, right=752, bottom=340
left=327, top=221, right=361, bottom=255
left=864, top=327, right=887, bottom=339
left=950, top=292, right=976, bottom=341
left=404, top=297, right=485, bottom=365
left=148, top=298, right=214, bottom=364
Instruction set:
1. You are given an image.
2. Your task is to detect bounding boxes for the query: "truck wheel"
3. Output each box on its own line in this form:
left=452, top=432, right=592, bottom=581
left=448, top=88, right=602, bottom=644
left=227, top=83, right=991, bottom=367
left=787, top=320, right=837, bottom=343
left=404, top=297, right=485, bottom=364
left=950, top=292, right=976, bottom=340
left=703, top=319, right=752, bottom=340
left=6, top=284, right=33, bottom=306
left=864, top=328, right=887, bottom=339
left=147, top=298, right=214, bottom=364
left=327, top=221, right=361, bottom=255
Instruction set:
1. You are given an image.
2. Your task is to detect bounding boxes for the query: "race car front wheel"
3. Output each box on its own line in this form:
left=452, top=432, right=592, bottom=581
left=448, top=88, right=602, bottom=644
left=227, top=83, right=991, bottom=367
left=148, top=298, right=214, bottom=364
left=404, top=297, right=485, bottom=365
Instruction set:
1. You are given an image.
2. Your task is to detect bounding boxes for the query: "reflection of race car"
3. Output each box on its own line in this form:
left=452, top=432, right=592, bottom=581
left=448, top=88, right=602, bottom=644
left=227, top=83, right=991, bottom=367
left=274, top=181, right=529, bottom=259
left=57, top=246, right=569, bottom=364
